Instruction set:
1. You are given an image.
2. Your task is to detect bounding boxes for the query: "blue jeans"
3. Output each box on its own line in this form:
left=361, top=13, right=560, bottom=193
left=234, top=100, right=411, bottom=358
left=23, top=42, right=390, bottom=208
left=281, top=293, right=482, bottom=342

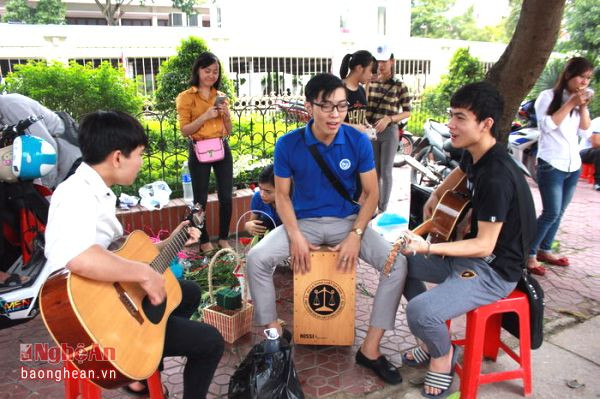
left=529, top=158, right=580, bottom=256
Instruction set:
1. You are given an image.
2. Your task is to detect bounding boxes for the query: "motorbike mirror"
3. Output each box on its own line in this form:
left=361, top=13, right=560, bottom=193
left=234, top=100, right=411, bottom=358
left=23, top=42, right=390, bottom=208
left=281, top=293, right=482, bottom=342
left=12, top=135, right=57, bottom=180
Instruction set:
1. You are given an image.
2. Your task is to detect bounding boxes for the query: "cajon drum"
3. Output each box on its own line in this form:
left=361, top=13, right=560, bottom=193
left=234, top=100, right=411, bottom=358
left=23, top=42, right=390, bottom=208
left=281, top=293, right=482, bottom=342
left=293, top=250, right=356, bottom=346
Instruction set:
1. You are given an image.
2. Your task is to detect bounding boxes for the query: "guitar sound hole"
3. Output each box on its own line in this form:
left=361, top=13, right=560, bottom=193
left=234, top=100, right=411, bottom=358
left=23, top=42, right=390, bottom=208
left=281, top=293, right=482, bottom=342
left=141, top=296, right=166, bottom=324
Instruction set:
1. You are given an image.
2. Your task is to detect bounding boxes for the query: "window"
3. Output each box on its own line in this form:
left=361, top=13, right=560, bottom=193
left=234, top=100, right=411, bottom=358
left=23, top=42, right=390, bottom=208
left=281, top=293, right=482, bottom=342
left=188, top=14, right=199, bottom=27
left=216, top=7, right=222, bottom=28
left=66, top=17, right=107, bottom=25
left=121, top=19, right=151, bottom=26
left=169, top=13, right=184, bottom=26
left=377, top=6, right=386, bottom=35
left=340, top=7, right=351, bottom=33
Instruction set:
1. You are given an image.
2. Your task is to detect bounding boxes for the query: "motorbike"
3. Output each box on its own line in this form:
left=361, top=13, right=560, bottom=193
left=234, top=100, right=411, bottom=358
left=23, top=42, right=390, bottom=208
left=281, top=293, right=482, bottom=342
left=0, top=115, right=55, bottom=329
left=393, top=119, right=415, bottom=167
left=508, top=99, right=539, bottom=181
left=274, top=98, right=311, bottom=124
left=405, top=119, right=463, bottom=187
left=406, top=105, right=536, bottom=188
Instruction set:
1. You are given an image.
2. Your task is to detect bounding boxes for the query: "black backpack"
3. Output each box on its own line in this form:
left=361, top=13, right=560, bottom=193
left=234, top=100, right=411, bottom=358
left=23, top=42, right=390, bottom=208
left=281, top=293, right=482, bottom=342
left=55, top=111, right=80, bottom=147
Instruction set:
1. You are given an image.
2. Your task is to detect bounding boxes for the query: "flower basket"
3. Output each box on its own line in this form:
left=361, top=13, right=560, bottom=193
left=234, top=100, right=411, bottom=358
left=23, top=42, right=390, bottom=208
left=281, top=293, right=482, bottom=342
left=201, top=248, right=253, bottom=343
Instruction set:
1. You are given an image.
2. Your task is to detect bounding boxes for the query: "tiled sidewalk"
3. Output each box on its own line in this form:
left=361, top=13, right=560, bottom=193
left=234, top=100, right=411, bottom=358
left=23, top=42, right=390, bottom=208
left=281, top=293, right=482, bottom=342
left=0, top=166, right=598, bottom=398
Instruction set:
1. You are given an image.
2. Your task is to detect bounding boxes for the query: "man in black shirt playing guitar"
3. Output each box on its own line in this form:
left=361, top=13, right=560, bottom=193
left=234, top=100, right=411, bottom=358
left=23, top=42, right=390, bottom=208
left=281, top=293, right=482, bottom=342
left=397, top=82, right=536, bottom=398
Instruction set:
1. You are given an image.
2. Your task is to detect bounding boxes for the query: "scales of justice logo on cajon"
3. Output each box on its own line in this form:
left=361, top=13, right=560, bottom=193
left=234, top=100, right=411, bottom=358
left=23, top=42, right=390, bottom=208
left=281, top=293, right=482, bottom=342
left=303, top=279, right=346, bottom=319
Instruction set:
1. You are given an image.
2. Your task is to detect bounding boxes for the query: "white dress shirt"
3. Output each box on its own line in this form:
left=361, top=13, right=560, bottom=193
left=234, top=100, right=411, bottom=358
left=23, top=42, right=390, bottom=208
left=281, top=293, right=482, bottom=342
left=535, top=89, right=591, bottom=172
left=45, top=162, right=122, bottom=273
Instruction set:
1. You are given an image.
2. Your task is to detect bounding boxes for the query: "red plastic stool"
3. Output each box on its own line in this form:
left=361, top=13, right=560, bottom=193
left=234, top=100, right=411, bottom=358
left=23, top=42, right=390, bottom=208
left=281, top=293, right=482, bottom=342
left=581, top=163, right=595, bottom=184
left=449, top=290, right=532, bottom=399
left=63, top=361, right=165, bottom=399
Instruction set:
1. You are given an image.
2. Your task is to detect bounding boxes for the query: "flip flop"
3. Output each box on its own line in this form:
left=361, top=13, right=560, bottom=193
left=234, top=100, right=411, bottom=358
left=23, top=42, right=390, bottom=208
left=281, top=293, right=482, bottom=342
left=421, top=345, right=459, bottom=399
left=536, top=253, right=569, bottom=266
left=403, top=346, right=431, bottom=367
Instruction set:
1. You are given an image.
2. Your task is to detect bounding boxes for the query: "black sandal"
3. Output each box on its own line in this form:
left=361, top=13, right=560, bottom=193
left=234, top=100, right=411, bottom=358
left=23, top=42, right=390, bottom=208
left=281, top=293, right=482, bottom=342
left=403, top=346, right=431, bottom=367
left=421, top=345, right=459, bottom=398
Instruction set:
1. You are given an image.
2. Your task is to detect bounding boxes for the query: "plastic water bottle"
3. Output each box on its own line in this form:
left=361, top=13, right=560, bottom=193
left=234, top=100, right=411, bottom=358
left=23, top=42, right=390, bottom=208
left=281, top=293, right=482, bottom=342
left=263, top=328, right=280, bottom=368
left=181, top=161, right=193, bottom=206
left=264, top=328, right=280, bottom=352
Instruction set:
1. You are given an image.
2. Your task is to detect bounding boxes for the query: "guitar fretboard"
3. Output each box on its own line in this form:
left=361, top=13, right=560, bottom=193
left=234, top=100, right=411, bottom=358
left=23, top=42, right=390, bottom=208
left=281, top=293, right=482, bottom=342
left=150, top=229, right=188, bottom=274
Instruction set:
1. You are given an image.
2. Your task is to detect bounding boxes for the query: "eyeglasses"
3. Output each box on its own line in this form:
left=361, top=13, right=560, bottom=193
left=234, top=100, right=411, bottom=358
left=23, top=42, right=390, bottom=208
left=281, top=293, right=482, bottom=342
left=311, top=101, right=350, bottom=113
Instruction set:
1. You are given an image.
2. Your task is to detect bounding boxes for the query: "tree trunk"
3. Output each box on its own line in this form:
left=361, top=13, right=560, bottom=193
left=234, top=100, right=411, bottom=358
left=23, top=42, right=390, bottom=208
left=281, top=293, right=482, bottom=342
left=94, top=0, right=118, bottom=25
left=486, top=0, right=566, bottom=143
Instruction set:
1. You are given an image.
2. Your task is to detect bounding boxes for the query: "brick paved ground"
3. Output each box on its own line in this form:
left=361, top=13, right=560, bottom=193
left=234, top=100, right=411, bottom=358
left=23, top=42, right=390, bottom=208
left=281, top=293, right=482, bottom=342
left=1, top=166, right=598, bottom=398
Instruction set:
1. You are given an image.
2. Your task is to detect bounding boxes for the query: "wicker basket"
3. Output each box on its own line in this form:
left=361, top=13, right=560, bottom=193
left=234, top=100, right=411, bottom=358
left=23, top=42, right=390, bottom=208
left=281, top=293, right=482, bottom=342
left=201, top=248, right=253, bottom=343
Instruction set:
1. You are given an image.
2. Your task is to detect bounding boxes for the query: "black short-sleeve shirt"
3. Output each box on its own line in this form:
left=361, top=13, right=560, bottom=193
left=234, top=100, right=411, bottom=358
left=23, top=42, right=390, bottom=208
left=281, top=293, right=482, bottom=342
left=345, top=85, right=367, bottom=125
left=459, top=144, right=532, bottom=282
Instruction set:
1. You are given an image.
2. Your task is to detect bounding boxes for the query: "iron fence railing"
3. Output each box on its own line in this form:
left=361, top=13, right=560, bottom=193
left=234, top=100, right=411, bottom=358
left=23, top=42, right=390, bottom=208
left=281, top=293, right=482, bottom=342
left=131, top=96, right=307, bottom=198
left=126, top=95, right=428, bottom=198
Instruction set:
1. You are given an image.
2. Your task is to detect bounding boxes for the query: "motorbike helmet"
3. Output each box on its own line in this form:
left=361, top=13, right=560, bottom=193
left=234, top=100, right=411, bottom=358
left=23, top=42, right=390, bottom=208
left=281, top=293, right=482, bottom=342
left=11, top=135, right=57, bottom=180
left=0, top=145, right=18, bottom=183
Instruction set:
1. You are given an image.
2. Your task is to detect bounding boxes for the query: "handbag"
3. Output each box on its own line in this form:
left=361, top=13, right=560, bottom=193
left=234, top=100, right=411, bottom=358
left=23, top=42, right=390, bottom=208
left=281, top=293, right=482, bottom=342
left=194, top=137, right=225, bottom=163
left=497, top=156, right=544, bottom=349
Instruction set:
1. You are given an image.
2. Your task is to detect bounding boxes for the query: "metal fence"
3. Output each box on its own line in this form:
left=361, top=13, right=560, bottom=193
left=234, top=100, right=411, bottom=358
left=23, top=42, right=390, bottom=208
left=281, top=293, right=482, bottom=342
left=133, top=96, right=307, bottom=197
left=134, top=94, right=428, bottom=198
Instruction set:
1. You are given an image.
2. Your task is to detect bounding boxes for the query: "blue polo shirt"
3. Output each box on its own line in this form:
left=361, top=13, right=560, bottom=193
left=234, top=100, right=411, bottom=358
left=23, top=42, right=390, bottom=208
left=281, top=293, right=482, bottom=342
left=250, top=191, right=281, bottom=227
left=274, top=120, right=375, bottom=219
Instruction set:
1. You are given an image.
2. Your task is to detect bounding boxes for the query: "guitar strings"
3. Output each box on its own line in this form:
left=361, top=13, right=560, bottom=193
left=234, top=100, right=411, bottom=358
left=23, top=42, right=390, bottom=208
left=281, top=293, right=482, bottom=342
left=150, top=229, right=189, bottom=273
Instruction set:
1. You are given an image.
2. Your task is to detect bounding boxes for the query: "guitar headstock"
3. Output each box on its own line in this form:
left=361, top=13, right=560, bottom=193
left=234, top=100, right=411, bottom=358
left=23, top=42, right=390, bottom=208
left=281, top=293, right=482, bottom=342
left=185, top=204, right=205, bottom=230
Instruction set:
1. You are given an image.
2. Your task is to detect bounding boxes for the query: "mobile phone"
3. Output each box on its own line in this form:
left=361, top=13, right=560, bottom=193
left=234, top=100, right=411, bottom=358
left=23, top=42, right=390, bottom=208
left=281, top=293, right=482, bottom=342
left=584, top=88, right=594, bottom=101
left=215, top=95, right=227, bottom=106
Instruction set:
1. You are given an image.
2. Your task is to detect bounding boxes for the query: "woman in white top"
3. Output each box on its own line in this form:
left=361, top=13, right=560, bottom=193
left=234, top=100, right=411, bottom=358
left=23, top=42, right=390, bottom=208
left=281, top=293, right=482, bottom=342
left=528, top=57, right=594, bottom=276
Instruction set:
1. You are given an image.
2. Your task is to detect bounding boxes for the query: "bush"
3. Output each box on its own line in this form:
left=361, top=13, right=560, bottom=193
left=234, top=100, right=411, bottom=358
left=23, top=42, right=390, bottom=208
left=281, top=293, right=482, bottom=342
left=1, top=61, right=144, bottom=120
left=421, top=48, right=484, bottom=116
left=154, top=36, right=235, bottom=112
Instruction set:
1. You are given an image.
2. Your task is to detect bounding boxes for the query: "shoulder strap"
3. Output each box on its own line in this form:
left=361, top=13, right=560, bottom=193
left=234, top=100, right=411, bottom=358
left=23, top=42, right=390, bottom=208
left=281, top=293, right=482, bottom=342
left=496, top=156, right=536, bottom=269
left=371, top=81, right=396, bottom=115
left=301, top=132, right=359, bottom=206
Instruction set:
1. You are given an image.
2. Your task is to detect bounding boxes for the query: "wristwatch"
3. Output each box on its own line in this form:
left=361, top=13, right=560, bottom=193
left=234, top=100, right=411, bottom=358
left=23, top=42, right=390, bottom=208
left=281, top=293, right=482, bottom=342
left=352, top=227, right=364, bottom=238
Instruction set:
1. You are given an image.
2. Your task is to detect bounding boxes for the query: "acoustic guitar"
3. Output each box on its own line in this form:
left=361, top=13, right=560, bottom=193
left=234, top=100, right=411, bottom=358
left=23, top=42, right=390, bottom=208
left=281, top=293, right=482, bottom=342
left=383, top=175, right=471, bottom=276
left=40, top=207, right=204, bottom=389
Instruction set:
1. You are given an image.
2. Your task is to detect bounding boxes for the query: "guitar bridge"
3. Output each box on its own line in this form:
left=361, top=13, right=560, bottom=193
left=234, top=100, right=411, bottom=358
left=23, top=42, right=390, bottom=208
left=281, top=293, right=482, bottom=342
left=113, top=283, right=144, bottom=325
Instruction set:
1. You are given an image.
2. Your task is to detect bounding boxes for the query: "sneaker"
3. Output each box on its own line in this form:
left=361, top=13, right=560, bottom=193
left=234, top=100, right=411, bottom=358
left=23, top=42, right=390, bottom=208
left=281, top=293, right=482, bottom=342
left=594, top=183, right=600, bottom=191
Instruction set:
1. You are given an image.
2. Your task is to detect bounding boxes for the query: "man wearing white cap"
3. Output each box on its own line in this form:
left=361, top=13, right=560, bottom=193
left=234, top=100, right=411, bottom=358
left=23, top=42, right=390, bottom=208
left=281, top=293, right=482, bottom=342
left=367, top=45, right=411, bottom=212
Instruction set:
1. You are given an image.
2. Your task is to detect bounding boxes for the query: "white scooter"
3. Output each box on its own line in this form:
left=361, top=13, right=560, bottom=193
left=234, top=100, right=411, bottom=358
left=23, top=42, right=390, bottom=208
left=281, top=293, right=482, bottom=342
left=508, top=99, right=539, bottom=181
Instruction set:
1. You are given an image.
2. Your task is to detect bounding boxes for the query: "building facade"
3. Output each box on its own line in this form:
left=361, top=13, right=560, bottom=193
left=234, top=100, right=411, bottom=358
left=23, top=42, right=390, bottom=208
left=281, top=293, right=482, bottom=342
left=0, top=0, right=507, bottom=97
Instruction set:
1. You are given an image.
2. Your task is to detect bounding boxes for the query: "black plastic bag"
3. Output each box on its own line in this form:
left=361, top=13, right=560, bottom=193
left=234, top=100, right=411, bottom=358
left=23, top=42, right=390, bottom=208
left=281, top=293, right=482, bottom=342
left=228, top=338, right=304, bottom=399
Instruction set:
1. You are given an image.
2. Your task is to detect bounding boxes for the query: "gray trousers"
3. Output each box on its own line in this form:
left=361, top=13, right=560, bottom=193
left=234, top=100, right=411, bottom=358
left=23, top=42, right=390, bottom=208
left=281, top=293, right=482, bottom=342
left=404, top=255, right=517, bottom=358
left=372, top=124, right=399, bottom=212
left=246, top=216, right=407, bottom=330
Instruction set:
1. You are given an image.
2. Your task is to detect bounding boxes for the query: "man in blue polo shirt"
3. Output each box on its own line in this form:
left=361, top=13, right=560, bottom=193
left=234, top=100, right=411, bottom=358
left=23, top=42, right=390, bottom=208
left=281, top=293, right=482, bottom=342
left=246, top=73, right=407, bottom=385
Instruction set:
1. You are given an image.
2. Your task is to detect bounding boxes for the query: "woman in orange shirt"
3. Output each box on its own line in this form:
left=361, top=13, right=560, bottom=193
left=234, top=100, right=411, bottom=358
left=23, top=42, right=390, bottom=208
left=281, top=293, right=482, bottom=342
left=176, top=52, right=233, bottom=252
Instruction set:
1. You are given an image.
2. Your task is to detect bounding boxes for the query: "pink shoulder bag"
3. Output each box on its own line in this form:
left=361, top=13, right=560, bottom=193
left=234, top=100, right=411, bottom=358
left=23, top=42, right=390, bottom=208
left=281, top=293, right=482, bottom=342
left=194, top=138, right=225, bottom=163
